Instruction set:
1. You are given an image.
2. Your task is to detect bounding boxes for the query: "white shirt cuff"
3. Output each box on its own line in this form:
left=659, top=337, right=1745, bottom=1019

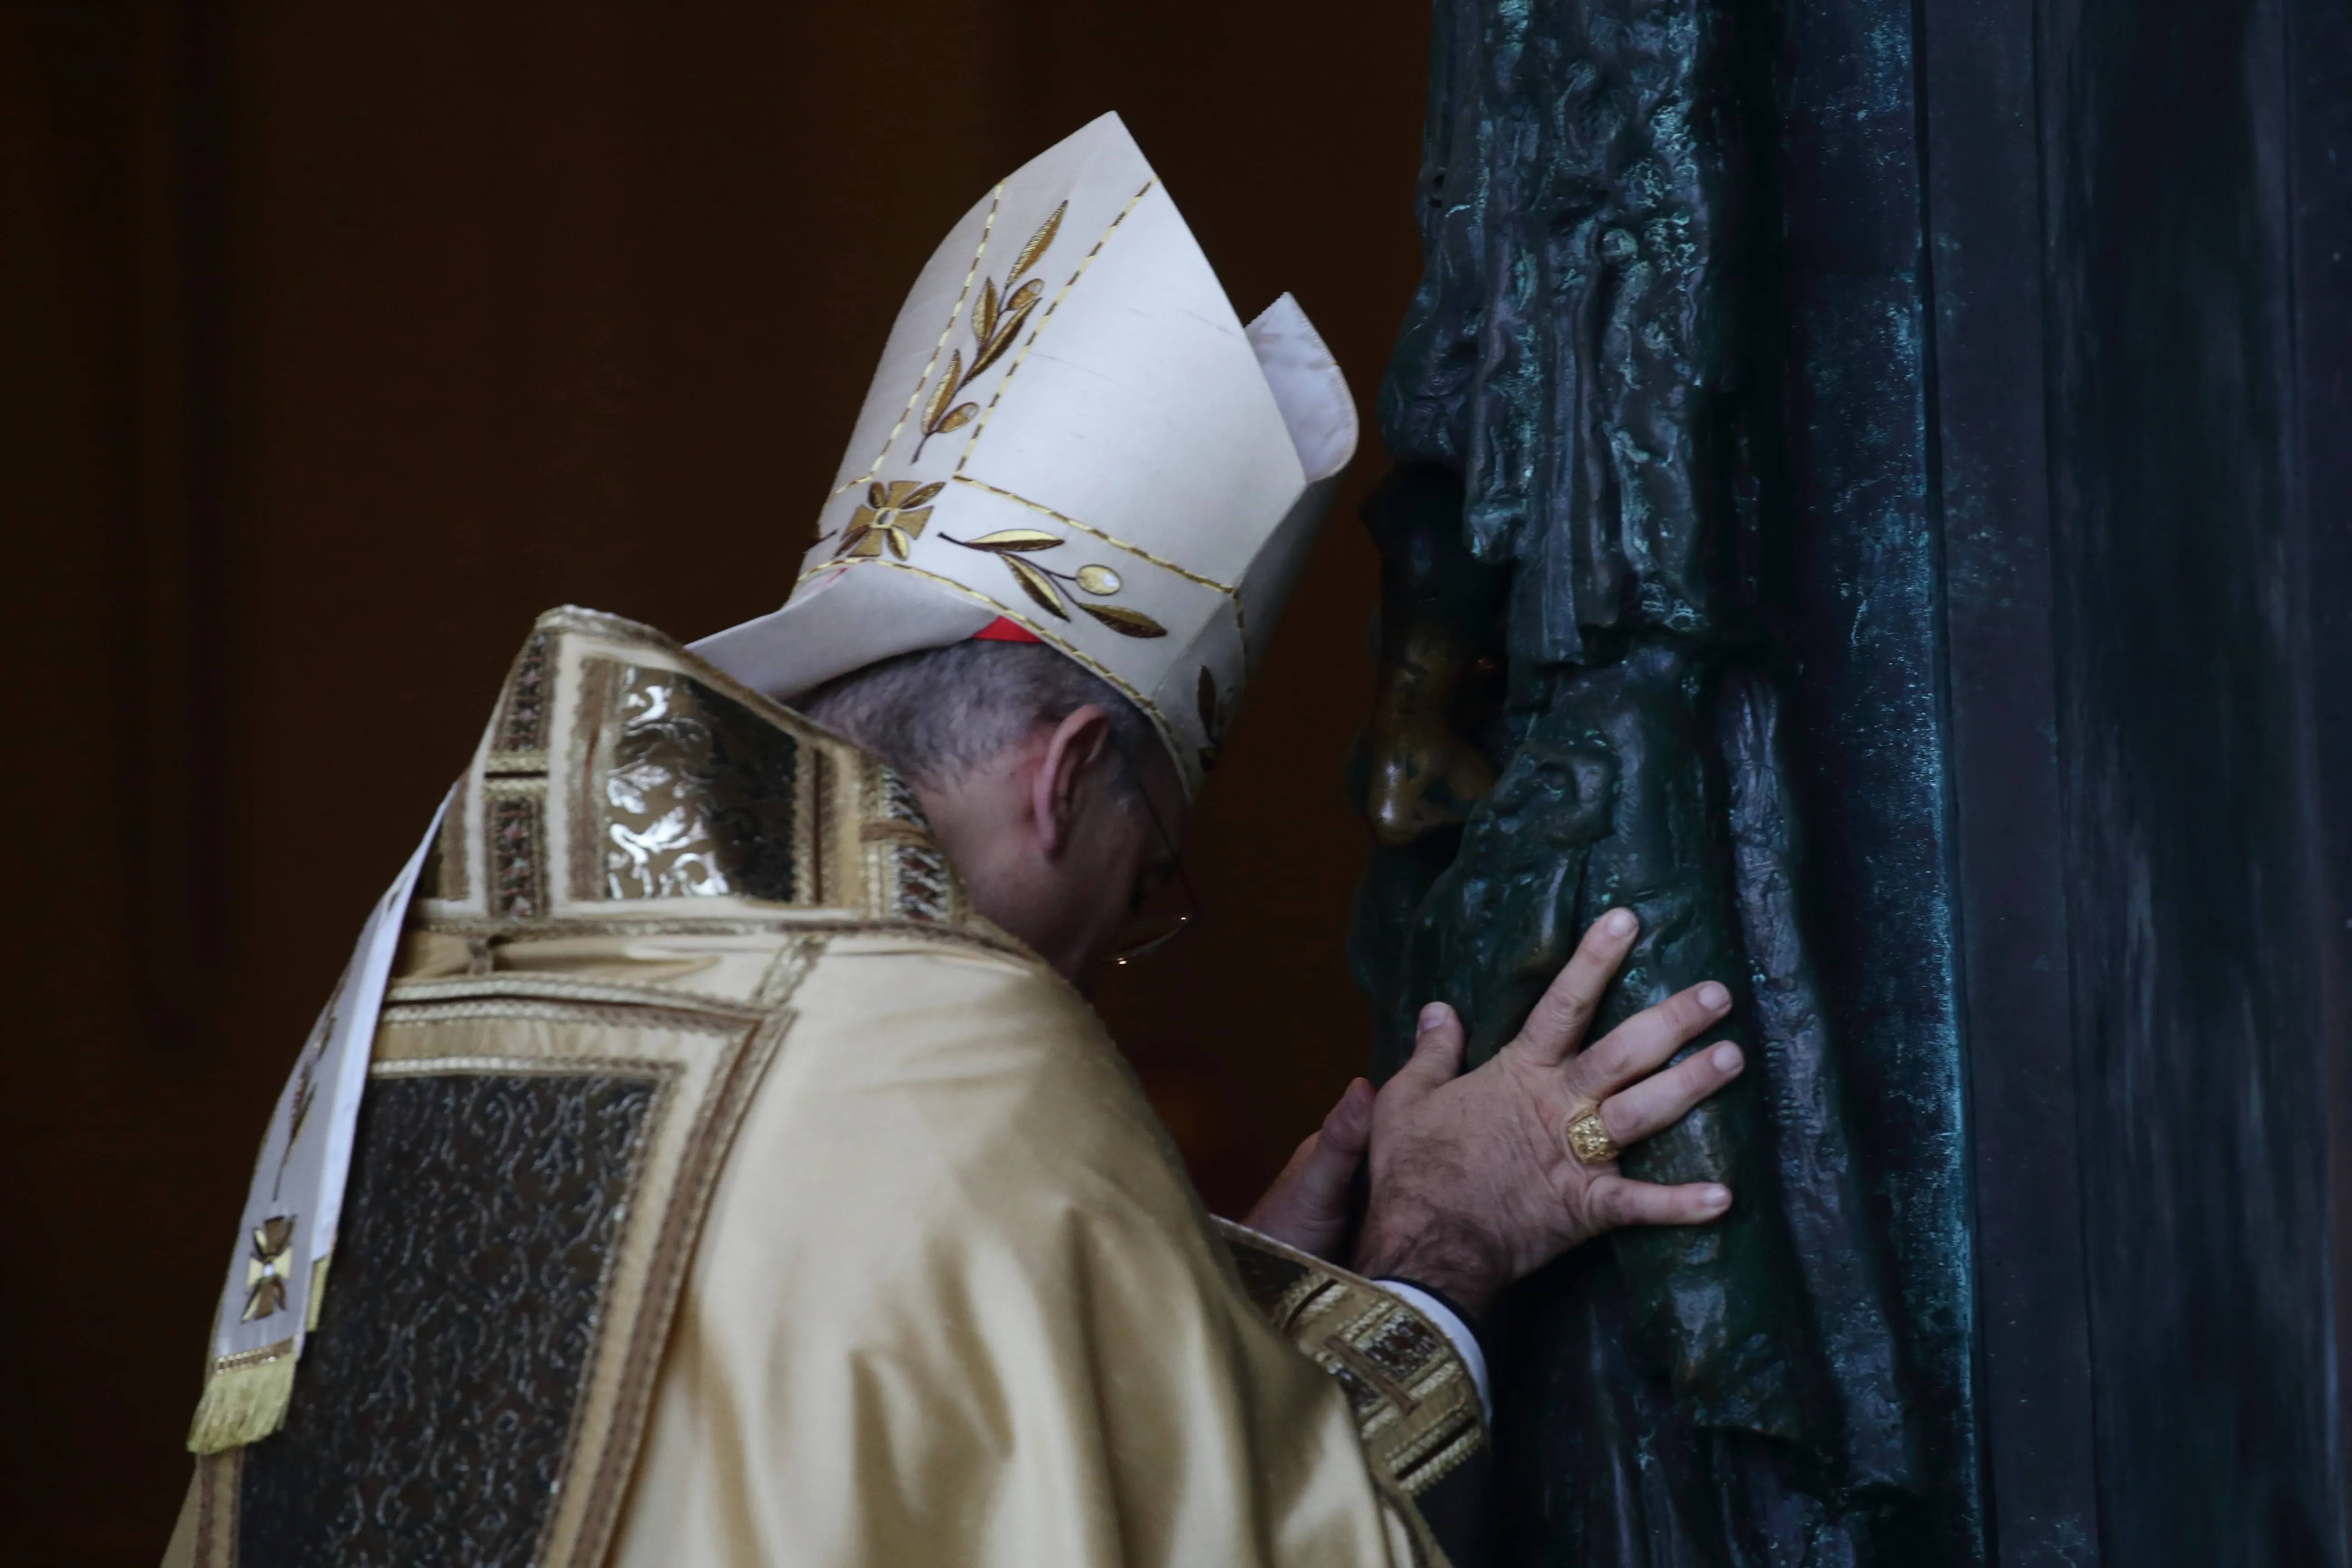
left=1375, top=1279, right=1490, bottom=1424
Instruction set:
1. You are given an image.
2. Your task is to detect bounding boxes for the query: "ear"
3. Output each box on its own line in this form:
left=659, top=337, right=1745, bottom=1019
left=1029, top=705, right=1117, bottom=858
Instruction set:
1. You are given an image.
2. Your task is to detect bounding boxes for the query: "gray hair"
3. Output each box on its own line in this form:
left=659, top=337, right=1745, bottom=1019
left=797, top=639, right=1160, bottom=799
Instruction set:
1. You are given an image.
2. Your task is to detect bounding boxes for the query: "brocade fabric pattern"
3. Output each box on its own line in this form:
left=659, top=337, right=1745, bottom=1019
left=495, top=632, right=552, bottom=753
left=603, top=666, right=801, bottom=903
left=236, top=1072, right=657, bottom=1568
left=877, top=768, right=951, bottom=922
left=490, top=796, right=547, bottom=919
left=1216, top=1222, right=1494, bottom=1567
left=1228, top=1231, right=1312, bottom=1320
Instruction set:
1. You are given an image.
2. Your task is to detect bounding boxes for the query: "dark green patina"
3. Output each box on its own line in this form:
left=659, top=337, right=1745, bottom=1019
left=1348, top=0, right=1978, bottom=1560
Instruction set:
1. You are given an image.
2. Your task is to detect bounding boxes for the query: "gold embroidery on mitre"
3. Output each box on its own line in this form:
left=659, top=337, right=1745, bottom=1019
left=241, top=1216, right=296, bottom=1322
left=834, top=481, right=943, bottom=560
left=948, top=475, right=1238, bottom=596
left=912, top=201, right=1066, bottom=461
left=956, top=178, right=1157, bottom=473
left=861, top=187, right=1003, bottom=493
left=941, top=527, right=1168, bottom=637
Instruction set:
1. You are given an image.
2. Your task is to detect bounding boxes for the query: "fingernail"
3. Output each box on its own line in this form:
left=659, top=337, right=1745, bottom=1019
left=1418, top=1002, right=1450, bottom=1033
left=1712, top=1044, right=1743, bottom=1073
left=1704, top=1186, right=1731, bottom=1211
left=1698, top=982, right=1730, bottom=1011
left=1605, top=908, right=1636, bottom=936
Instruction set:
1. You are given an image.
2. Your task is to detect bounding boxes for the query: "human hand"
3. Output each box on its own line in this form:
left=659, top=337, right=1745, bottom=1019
left=1350, top=908, right=1744, bottom=1318
left=1241, top=1078, right=1374, bottom=1259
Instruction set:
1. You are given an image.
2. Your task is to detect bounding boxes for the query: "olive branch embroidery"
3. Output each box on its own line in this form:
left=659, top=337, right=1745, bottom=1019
left=913, top=201, right=1068, bottom=459
left=810, top=198, right=1167, bottom=644
left=944, top=528, right=1168, bottom=638
left=272, top=996, right=336, bottom=1198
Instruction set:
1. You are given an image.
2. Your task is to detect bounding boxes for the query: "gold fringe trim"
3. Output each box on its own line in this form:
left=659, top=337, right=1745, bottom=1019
left=186, top=1343, right=296, bottom=1454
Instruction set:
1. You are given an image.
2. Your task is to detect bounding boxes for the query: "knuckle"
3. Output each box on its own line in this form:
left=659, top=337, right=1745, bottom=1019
left=1556, top=1057, right=1598, bottom=1107
left=1602, top=1185, right=1638, bottom=1230
left=1660, top=1072, right=1709, bottom=1123
left=1538, top=976, right=1595, bottom=1025
left=1590, top=1034, right=1634, bottom=1082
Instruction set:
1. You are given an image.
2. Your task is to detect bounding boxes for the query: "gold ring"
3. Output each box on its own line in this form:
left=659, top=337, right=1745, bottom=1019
left=1565, top=1109, right=1619, bottom=1165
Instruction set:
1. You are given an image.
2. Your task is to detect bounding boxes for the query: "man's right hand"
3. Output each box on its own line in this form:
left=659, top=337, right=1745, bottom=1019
left=1349, top=908, right=1744, bottom=1319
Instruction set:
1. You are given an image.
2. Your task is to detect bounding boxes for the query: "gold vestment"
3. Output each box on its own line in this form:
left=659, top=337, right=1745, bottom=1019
left=165, top=608, right=1484, bottom=1567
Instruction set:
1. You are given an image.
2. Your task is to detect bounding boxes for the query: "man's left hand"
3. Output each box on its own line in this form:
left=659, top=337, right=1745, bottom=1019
left=1241, top=1077, right=1373, bottom=1259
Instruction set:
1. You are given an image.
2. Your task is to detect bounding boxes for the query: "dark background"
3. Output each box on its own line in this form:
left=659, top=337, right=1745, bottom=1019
left=10, top=2, right=2351, bottom=1565
left=1, top=3, right=1429, bottom=1559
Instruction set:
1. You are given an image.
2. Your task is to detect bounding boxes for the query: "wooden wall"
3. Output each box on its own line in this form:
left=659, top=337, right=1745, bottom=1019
left=0, top=3, right=1428, bottom=1558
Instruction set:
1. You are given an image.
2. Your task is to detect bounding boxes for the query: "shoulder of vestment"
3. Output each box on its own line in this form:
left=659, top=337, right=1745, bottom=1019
left=173, top=608, right=1036, bottom=1568
left=393, top=603, right=1029, bottom=1003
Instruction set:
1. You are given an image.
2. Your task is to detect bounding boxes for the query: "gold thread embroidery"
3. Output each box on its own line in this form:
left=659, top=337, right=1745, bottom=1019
left=496, top=631, right=554, bottom=752
left=829, top=184, right=1005, bottom=507
left=276, top=1002, right=330, bottom=1187
left=956, top=179, right=1156, bottom=472
left=371, top=1053, right=683, bottom=1079
left=404, top=910, right=1029, bottom=957
left=834, top=480, right=944, bottom=560
left=209, top=1337, right=296, bottom=1374
left=792, top=175, right=1251, bottom=693
left=241, top=1217, right=295, bottom=1322
left=1323, top=1332, right=1422, bottom=1416
left=947, top=476, right=1238, bottom=596
left=940, top=527, right=1166, bottom=637
left=1211, top=1219, right=1485, bottom=1518
left=910, top=201, right=1066, bottom=461
left=751, top=934, right=828, bottom=1008
left=382, top=972, right=770, bottom=1019
left=489, top=789, right=549, bottom=919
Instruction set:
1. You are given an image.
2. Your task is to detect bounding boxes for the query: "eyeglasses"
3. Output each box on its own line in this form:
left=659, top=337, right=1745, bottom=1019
left=1107, top=790, right=1202, bottom=966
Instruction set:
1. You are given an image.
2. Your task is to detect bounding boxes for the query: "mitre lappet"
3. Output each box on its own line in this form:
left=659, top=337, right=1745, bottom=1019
left=693, top=110, right=1358, bottom=792
left=185, top=112, right=1356, bottom=1457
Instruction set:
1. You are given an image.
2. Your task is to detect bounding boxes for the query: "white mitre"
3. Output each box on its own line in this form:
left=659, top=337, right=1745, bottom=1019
left=692, top=113, right=1357, bottom=796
